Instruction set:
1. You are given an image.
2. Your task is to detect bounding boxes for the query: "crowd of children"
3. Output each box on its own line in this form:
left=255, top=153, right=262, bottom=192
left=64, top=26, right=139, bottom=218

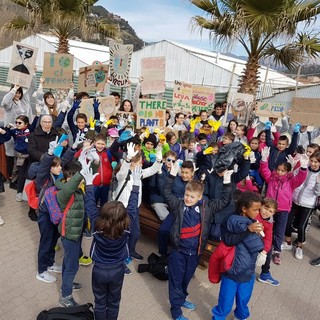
left=1, top=76, right=320, bottom=320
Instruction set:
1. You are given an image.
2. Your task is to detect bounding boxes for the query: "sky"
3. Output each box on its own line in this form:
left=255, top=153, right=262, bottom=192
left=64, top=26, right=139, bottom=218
left=97, top=0, right=247, bottom=56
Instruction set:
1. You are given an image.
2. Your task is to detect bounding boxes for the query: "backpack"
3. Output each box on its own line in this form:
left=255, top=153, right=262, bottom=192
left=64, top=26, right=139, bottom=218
left=108, top=170, right=131, bottom=201
left=138, top=252, right=168, bottom=281
left=37, top=303, right=94, bottom=320
left=24, top=180, right=39, bottom=209
left=44, top=186, right=75, bottom=232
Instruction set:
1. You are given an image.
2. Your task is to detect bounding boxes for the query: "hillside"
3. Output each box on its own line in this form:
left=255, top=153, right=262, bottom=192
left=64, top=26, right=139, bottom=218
left=0, top=1, right=144, bottom=51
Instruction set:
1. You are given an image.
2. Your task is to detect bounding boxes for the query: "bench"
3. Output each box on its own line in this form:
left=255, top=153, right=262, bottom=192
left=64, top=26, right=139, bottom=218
left=139, top=202, right=219, bottom=267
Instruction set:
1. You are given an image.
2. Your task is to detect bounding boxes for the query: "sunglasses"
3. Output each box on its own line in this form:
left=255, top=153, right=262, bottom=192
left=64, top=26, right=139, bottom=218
left=166, top=158, right=176, bottom=163
left=15, top=121, right=23, bottom=125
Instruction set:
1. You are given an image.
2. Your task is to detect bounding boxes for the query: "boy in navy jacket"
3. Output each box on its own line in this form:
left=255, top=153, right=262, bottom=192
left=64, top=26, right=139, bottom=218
left=163, top=161, right=232, bottom=320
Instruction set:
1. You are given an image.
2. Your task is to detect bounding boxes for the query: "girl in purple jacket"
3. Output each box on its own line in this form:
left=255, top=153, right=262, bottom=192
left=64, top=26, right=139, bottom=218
left=259, top=146, right=308, bottom=265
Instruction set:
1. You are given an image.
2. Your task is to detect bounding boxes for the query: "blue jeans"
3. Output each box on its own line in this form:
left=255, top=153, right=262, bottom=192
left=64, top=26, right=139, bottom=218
left=92, top=263, right=125, bottom=320
left=61, top=237, right=81, bottom=297
left=94, top=185, right=110, bottom=207
left=212, top=275, right=255, bottom=320
left=37, top=210, right=60, bottom=273
left=273, top=211, right=289, bottom=252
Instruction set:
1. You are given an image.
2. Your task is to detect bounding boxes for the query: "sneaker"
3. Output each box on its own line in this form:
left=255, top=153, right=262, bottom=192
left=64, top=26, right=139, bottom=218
left=48, top=263, right=62, bottom=273
left=36, top=271, right=57, bottom=283
left=72, top=282, right=83, bottom=292
left=0, top=216, right=4, bottom=225
left=16, top=192, right=23, bottom=202
left=182, top=300, right=196, bottom=311
left=79, top=255, right=92, bottom=266
left=257, top=272, right=280, bottom=286
left=125, top=256, right=132, bottom=265
left=124, top=265, right=132, bottom=275
left=272, top=252, right=281, bottom=265
left=130, top=251, right=144, bottom=260
left=295, top=247, right=303, bottom=260
left=310, top=257, right=320, bottom=266
left=59, top=295, right=79, bottom=307
left=293, top=238, right=306, bottom=246
left=176, top=315, right=189, bottom=320
left=281, top=242, right=292, bottom=251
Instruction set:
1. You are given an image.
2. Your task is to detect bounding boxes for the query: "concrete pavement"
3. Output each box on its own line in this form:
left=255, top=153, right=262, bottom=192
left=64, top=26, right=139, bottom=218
left=1, top=184, right=320, bottom=319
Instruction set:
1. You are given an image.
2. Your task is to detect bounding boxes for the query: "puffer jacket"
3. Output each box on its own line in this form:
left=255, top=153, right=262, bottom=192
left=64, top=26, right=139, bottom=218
left=222, top=215, right=264, bottom=283
left=260, top=160, right=307, bottom=211
left=292, top=168, right=320, bottom=209
left=163, top=174, right=231, bottom=254
left=56, top=172, right=85, bottom=241
left=93, top=149, right=113, bottom=186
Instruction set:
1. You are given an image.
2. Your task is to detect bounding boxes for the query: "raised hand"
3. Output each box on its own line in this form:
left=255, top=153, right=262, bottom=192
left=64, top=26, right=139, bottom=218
left=132, top=166, right=142, bottom=186
left=261, top=146, right=270, bottom=162
left=126, top=142, right=138, bottom=160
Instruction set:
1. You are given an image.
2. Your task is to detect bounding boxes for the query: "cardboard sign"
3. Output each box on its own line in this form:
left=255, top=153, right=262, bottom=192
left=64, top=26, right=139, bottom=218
left=192, top=86, right=215, bottom=113
left=172, top=81, right=193, bottom=113
left=136, top=99, right=167, bottom=129
left=255, top=102, right=288, bottom=117
left=42, top=53, right=74, bottom=89
left=78, top=64, right=109, bottom=92
left=79, top=96, right=116, bottom=121
left=7, top=41, right=38, bottom=88
left=223, top=92, right=254, bottom=126
left=141, top=57, right=166, bottom=95
left=109, top=41, right=133, bottom=87
left=290, top=97, right=320, bottom=126
left=115, top=111, right=136, bottom=127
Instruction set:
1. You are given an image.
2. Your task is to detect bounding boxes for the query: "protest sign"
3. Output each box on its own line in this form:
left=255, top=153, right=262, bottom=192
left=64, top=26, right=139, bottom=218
left=115, top=111, right=136, bottom=127
left=136, top=99, right=167, bottom=129
left=79, top=96, right=115, bottom=121
left=78, top=64, right=109, bottom=92
left=222, top=92, right=254, bottom=126
left=255, top=102, right=288, bottom=117
left=7, top=41, right=38, bottom=88
left=141, top=57, right=166, bottom=95
left=172, top=81, right=193, bottom=113
left=109, top=41, right=133, bottom=87
left=191, top=86, right=215, bottom=113
left=42, top=53, right=74, bottom=89
left=290, top=97, right=320, bottom=126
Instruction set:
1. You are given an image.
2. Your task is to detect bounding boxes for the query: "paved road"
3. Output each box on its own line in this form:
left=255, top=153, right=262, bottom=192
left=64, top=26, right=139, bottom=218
left=1, top=185, right=320, bottom=319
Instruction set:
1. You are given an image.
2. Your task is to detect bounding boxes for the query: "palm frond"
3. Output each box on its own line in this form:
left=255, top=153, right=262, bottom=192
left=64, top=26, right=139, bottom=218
left=5, top=16, right=31, bottom=31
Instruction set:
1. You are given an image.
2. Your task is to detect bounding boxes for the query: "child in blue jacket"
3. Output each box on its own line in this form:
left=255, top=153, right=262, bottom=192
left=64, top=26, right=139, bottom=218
left=89, top=166, right=141, bottom=320
left=212, top=191, right=264, bottom=320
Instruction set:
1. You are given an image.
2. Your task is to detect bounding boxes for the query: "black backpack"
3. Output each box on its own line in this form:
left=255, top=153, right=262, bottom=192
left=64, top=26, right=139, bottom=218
left=37, top=303, right=94, bottom=320
left=138, top=252, right=169, bottom=281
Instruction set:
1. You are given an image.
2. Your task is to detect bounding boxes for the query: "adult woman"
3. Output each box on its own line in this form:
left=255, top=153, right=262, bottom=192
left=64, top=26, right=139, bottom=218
left=1, top=76, right=36, bottom=180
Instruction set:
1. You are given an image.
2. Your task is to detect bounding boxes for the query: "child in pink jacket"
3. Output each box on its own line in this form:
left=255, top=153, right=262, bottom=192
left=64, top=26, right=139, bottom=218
left=259, top=147, right=308, bottom=265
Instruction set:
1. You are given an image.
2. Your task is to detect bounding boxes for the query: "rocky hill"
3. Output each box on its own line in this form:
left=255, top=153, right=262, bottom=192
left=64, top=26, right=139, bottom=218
left=0, top=1, right=144, bottom=51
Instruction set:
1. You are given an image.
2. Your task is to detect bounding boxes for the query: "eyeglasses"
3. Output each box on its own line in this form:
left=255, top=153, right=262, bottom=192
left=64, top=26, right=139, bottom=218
left=15, top=121, right=23, bottom=125
left=166, top=158, right=176, bottom=163
left=41, top=121, right=52, bottom=124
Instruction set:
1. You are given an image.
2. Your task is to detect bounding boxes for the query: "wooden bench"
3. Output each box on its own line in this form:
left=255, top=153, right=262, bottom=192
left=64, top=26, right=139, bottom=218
left=139, top=202, right=219, bottom=267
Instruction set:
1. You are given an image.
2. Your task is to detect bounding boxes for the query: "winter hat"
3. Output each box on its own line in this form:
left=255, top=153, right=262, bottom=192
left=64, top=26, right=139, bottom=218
left=108, top=128, right=119, bottom=138
left=143, top=133, right=157, bottom=147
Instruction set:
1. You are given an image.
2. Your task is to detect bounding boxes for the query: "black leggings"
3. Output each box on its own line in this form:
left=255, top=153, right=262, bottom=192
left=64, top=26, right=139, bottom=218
left=285, top=203, right=314, bottom=244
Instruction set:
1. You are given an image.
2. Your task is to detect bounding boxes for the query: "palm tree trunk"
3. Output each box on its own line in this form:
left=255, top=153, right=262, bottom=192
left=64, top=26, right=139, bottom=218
left=57, top=37, right=69, bottom=54
left=238, top=55, right=260, bottom=96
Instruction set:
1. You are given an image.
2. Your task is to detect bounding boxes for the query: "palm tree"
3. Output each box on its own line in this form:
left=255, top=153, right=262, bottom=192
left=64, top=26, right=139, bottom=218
left=4, top=0, right=118, bottom=53
left=190, top=0, right=320, bottom=95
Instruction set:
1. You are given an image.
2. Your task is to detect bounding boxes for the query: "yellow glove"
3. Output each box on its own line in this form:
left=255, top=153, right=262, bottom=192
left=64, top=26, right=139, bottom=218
left=190, top=117, right=200, bottom=133
left=145, top=128, right=150, bottom=139
left=105, top=119, right=114, bottom=127
left=243, top=143, right=252, bottom=158
left=89, top=116, right=96, bottom=130
left=154, top=128, right=161, bottom=135
left=159, top=134, right=166, bottom=144
left=203, top=146, right=214, bottom=155
left=208, top=119, right=221, bottom=132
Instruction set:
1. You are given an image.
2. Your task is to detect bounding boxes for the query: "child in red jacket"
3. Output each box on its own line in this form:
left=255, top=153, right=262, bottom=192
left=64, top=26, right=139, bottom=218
left=256, top=198, right=279, bottom=286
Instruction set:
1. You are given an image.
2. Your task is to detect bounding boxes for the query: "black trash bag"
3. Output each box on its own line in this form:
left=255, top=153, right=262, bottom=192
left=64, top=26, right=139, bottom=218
left=212, top=142, right=245, bottom=173
left=138, top=252, right=169, bottom=281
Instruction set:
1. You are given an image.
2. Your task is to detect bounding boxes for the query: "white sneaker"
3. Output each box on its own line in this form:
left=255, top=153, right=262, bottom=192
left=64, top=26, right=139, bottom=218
left=281, top=242, right=293, bottom=251
left=48, top=263, right=62, bottom=273
left=0, top=216, right=4, bottom=225
left=295, top=247, right=303, bottom=260
left=16, top=192, right=23, bottom=202
left=36, top=271, right=57, bottom=283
